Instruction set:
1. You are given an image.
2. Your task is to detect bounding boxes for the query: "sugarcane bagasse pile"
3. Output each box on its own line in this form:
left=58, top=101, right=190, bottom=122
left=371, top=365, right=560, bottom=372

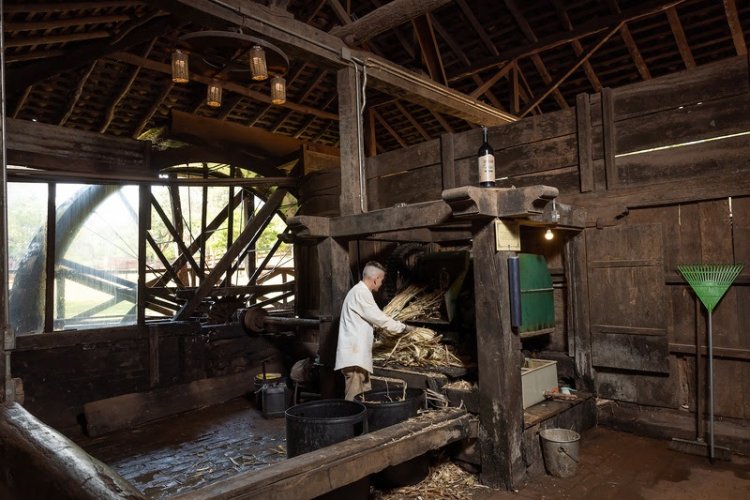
left=373, top=285, right=464, bottom=368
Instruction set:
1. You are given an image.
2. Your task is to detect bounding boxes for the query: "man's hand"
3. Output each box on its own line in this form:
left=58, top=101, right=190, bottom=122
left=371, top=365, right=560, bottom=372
left=402, top=324, right=416, bottom=333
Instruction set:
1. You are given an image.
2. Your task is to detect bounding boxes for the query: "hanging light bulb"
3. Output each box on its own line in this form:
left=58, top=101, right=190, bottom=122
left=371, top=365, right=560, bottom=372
left=206, top=81, right=222, bottom=107
left=271, top=75, right=286, bottom=105
left=249, top=45, right=268, bottom=81
left=171, top=49, right=189, bottom=83
left=544, top=228, right=554, bottom=241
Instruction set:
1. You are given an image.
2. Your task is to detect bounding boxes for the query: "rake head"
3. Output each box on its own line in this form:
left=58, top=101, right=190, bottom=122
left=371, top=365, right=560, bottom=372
left=678, top=264, right=744, bottom=312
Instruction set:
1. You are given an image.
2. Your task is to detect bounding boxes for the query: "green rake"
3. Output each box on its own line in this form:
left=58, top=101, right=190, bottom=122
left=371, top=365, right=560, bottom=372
left=676, top=264, right=744, bottom=462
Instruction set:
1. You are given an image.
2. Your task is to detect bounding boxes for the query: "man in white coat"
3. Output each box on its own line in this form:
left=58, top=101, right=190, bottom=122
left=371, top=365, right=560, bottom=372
left=335, top=261, right=413, bottom=400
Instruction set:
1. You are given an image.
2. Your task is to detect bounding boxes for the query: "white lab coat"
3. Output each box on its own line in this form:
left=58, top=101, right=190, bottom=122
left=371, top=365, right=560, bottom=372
left=334, top=281, right=406, bottom=373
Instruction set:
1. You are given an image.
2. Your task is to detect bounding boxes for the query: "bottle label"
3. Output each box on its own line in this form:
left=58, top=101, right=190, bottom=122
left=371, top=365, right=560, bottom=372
left=478, top=154, right=495, bottom=184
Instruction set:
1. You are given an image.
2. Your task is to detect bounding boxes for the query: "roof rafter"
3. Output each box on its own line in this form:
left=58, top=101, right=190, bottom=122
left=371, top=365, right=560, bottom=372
left=158, top=0, right=514, bottom=125
left=520, top=23, right=623, bottom=117
left=504, top=0, right=569, bottom=109
left=723, top=0, right=747, bottom=56
left=551, top=0, right=602, bottom=92
left=329, top=0, right=451, bottom=47
left=5, top=14, right=173, bottom=91
left=450, top=0, right=684, bottom=83
left=606, top=0, right=653, bottom=80
left=412, top=14, right=448, bottom=85
left=666, top=6, right=696, bottom=69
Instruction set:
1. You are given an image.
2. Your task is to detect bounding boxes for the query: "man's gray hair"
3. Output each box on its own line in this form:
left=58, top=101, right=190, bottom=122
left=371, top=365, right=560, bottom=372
left=362, top=261, right=386, bottom=279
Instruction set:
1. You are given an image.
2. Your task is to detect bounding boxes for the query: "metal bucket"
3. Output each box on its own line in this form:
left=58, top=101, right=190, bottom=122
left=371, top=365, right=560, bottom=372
left=539, top=428, right=580, bottom=478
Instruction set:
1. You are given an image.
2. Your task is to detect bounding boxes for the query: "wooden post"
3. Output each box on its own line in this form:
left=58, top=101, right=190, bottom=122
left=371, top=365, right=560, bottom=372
left=0, top=100, right=10, bottom=402
left=564, top=231, right=594, bottom=391
left=576, top=92, right=594, bottom=193
left=472, top=221, right=524, bottom=489
left=601, top=87, right=617, bottom=189
left=440, top=133, right=455, bottom=191
left=44, top=183, right=56, bottom=332
left=337, top=65, right=364, bottom=216
left=316, top=237, right=350, bottom=399
left=137, top=184, right=149, bottom=324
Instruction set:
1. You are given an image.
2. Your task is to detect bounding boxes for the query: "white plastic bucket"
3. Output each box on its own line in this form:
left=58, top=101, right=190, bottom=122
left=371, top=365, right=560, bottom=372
left=539, top=428, right=581, bottom=478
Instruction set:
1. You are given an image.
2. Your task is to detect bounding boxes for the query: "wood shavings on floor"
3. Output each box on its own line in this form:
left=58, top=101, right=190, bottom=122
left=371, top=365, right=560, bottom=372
left=373, top=461, right=489, bottom=500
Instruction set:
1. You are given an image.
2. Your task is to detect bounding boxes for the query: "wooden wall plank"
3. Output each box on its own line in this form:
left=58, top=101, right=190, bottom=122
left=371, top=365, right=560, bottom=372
left=576, top=93, right=594, bottom=192
left=601, top=88, right=616, bottom=189
left=367, top=164, right=443, bottom=210
left=592, top=333, right=669, bottom=373
left=595, top=361, right=679, bottom=408
left=83, top=371, right=256, bottom=436
left=452, top=108, right=577, bottom=159
left=612, top=54, right=749, bottom=120
left=365, top=138, right=440, bottom=179
left=615, top=93, right=750, bottom=155
left=441, top=133, right=456, bottom=190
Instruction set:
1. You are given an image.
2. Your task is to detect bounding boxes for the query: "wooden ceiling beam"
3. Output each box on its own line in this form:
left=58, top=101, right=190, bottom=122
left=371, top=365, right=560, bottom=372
left=59, top=62, right=97, bottom=126
left=723, top=0, right=747, bottom=56
left=329, top=0, right=451, bottom=46
left=551, top=0, right=602, bottom=92
left=100, top=39, right=157, bottom=133
left=394, top=101, right=431, bottom=141
left=158, top=0, right=514, bottom=125
left=412, top=14, right=448, bottom=85
left=4, top=31, right=111, bottom=48
left=5, top=15, right=131, bottom=32
left=372, top=110, right=408, bottom=148
left=666, top=7, right=696, bottom=69
left=369, top=0, right=416, bottom=60
left=271, top=110, right=295, bottom=133
left=606, top=0, right=653, bottom=80
left=520, top=23, right=623, bottom=117
left=2, top=1, right=145, bottom=13
left=5, top=15, right=173, bottom=90
left=431, top=19, right=507, bottom=111
left=132, top=81, right=173, bottom=139
left=451, top=0, right=684, bottom=83
left=429, top=110, right=454, bottom=134
left=505, top=0, right=569, bottom=109
left=293, top=115, right=318, bottom=139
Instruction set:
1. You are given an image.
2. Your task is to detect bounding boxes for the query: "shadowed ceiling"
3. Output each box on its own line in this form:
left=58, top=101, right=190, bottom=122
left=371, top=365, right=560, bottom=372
left=3, top=0, right=748, bottom=156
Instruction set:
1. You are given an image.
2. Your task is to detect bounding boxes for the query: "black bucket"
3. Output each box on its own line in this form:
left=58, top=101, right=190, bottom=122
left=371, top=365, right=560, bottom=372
left=356, top=388, right=429, bottom=487
left=285, top=399, right=370, bottom=499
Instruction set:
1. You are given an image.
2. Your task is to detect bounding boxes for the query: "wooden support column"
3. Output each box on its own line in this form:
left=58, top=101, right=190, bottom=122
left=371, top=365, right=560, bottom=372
left=44, top=183, right=57, bottom=332
left=316, top=236, right=350, bottom=399
left=137, top=185, right=149, bottom=324
left=440, top=133, right=456, bottom=191
left=1, top=133, right=16, bottom=392
left=338, top=66, right=364, bottom=215
left=472, top=221, right=524, bottom=490
left=564, top=231, right=594, bottom=391
left=601, top=87, right=617, bottom=189
left=576, top=93, right=594, bottom=193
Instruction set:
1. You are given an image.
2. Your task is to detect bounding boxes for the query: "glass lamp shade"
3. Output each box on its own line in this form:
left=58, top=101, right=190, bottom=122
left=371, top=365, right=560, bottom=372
left=171, top=50, right=189, bottom=83
left=206, top=82, right=222, bottom=107
left=271, top=75, right=286, bottom=105
left=249, top=45, right=268, bottom=81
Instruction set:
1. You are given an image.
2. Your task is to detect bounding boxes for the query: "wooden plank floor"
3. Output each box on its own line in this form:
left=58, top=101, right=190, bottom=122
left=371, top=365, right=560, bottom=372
left=79, top=398, right=286, bottom=498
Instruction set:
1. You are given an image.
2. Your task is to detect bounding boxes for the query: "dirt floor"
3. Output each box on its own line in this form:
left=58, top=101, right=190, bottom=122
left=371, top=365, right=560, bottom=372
left=79, top=398, right=749, bottom=499
left=477, top=426, right=750, bottom=500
